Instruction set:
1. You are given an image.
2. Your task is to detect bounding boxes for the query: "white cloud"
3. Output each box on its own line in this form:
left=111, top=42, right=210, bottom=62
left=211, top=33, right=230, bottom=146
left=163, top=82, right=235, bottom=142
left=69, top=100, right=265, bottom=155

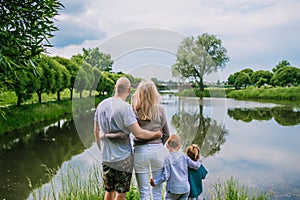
left=48, top=0, right=300, bottom=80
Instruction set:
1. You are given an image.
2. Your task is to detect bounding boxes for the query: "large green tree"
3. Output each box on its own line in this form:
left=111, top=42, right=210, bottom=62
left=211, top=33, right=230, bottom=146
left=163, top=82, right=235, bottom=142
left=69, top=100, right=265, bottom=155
left=272, top=60, right=290, bottom=73
left=172, top=33, right=229, bottom=91
left=251, top=70, right=273, bottom=88
left=34, top=55, right=56, bottom=103
left=0, top=0, right=63, bottom=90
left=271, top=66, right=300, bottom=87
left=54, top=56, right=80, bottom=100
left=82, top=47, right=113, bottom=71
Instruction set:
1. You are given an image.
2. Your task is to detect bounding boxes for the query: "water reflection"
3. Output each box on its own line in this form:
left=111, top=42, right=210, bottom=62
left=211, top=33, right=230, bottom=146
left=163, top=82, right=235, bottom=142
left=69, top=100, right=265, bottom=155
left=171, top=98, right=229, bottom=157
left=228, top=106, right=300, bottom=126
left=0, top=116, right=90, bottom=200
left=1, top=96, right=300, bottom=200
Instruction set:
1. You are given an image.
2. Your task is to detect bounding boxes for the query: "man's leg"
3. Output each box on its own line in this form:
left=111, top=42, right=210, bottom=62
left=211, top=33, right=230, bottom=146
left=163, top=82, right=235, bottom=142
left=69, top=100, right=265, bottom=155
left=115, top=192, right=126, bottom=200
left=102, top=164, right=116, bottom=200
left=104, top=191, right=115, bottom=200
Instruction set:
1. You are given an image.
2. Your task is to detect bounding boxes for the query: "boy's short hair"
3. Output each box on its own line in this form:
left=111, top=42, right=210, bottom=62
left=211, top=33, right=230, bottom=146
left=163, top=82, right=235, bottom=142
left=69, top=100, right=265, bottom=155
left=186, top=144, right=200, bottom=161
left=166, top=134, right=181, bottom=149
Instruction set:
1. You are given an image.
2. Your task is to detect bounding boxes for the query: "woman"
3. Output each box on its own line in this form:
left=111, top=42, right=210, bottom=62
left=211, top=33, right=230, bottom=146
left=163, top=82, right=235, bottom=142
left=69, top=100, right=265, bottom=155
left=131, top=80, right=170, bottom=200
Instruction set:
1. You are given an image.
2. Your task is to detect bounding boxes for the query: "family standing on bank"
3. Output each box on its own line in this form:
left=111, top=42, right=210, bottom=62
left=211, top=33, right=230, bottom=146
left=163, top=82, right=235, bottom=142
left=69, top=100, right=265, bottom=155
left=94, top=77, right=208, bottom=200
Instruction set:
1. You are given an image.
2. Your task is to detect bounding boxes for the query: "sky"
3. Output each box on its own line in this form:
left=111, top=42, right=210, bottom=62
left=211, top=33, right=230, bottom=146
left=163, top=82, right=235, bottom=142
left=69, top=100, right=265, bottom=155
left=47, top=0, right=300, bottom=82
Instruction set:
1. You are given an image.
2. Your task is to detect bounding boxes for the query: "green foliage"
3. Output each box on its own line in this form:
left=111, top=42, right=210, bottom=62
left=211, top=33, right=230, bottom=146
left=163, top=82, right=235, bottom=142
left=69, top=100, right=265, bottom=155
left=240, top=68, right=254, bottom=77
left=178, top=87, right=230, bottom=98
left=228, top=106, right=300, bottom=126
left=29, top=166, right=273, bottom=200
left=271, top=66, right=300, bottom=86
left=227, top=86, right=300, bottom=100
left=0, top=0, right=64, bottom=90
left=234, top=72, right=251, bottom=89
left=172, top=33, right=229, bottom=91
left=97, top=71, right=115, bottom=96
left=53, top=56, right=80, bottom=100
left=0, top=100, right=71, bottom=134
left=227, top=60, right=299, bottom=89
left=0, top=91, right=104, bottom=134
left=272, top=60, right=290, bottom=73
left=251, top=70, right=273, bottom=87
left=126, top=183, right=140, bottom=200
left=209, top=177, right=273, bottom=200
left=82, top=47, right=113, bottom=71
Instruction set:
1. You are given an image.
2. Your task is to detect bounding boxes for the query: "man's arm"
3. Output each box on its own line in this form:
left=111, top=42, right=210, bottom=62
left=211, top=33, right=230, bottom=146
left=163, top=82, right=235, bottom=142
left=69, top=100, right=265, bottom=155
left=103, top=131, right=129, bottom=139
left=129, top=122, right=162, bottom=140
left=93, top=121, right=101, bottom=149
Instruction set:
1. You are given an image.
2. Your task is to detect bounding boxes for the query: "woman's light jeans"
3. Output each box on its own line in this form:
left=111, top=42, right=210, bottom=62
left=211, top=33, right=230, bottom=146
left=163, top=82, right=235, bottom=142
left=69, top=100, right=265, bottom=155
left=134, top=143, right=169, bottom=200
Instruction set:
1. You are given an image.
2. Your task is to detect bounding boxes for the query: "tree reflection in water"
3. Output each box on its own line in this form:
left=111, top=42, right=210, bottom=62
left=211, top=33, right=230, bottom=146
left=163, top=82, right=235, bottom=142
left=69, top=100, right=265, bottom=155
left=0, top=114, right=92, bottom=200
left=171, top=98, right=228, bottom=157
left=228, top=106, right=300, bottom=126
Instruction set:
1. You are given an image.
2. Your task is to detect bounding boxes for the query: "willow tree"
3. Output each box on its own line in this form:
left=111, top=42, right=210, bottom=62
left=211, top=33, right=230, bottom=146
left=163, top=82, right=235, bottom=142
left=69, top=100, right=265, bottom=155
left=172, top=33, right=229, bottom=91
left=0, top=0, right=63, bottom=91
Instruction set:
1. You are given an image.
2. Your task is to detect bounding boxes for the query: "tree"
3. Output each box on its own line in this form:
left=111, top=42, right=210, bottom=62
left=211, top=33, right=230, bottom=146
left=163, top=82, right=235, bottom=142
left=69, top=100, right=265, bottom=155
left=34, top=55, right=56, bottom=103
left=172, top=33, right=229, bottom=91
left=0, top=0, right=63, bottom=90
left=240, top=68, right=254, bottom=78
left=82, top=47, right=113, bottom=71
left=271, top=66, right=300, bottom=87
left=13, top=69, right=36, bottom=106
left=54, top=56, right=80, bottom=100
left=74, top=62, right=94, bottom=98
left=97, top=72, right=115, bottom=96
left=272, top=60, right=290, bottom=73
left=234, top=72, right=251, bottom=89
left=48, top=58, right=70, bottom=101
left=227, top=72, right=240, bottom=89
left=251, top=70, right=273, bottom=87
left=92, top=67, right=101, bottom=96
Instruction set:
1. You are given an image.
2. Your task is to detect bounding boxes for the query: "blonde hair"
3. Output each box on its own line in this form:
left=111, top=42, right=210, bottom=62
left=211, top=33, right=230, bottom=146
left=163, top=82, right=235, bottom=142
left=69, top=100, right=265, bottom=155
left=131, top=80, right=161, bottom=120
left=186, top=144, right=200, bottom=161
left=166, top=134, right=181, bottom=149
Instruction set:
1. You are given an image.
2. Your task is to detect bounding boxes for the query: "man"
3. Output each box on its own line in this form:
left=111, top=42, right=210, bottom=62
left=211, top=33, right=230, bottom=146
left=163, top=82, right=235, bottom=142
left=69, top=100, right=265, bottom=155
left=94, top=77, right=162, bottom=200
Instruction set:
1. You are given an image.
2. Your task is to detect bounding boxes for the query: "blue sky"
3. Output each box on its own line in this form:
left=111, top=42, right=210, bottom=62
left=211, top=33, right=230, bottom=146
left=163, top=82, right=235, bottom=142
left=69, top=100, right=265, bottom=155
left=48, top=0, right=300, bottom=82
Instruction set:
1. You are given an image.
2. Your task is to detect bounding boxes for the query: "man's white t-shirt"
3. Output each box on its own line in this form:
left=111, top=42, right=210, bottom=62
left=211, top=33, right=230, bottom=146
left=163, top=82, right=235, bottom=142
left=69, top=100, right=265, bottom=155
left=94, top=97, right=137, bottom=163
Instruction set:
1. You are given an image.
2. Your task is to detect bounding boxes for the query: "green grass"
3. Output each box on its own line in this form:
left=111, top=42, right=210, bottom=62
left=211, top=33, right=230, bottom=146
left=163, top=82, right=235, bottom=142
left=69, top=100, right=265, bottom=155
left=29, top=165, right=273, bottom=200
left=0, top=95, right=105, bottom=134
left=178, top=87, right=233, bottom=98
left=209, top=177, right=273, bottom=200
left=226, top=86, right=300, bottom=101
left=177, top=86, right=300, bottom=101
left=0, top=100, right=72, bottom=134
left=29, top=164, right=138, bottom=200
left=0, top=89, right=96, bottom=107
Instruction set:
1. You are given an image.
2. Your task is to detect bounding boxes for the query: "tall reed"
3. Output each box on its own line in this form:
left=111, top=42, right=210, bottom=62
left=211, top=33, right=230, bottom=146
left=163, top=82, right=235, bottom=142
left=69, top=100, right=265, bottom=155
left=29, top=165, right=273, bottom=200
left=209, top=177, right=273, bottom=200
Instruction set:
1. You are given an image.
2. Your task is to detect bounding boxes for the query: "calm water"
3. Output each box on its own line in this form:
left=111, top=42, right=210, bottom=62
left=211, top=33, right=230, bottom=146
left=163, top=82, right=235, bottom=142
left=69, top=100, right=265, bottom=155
left=1, top=96, right=300, bottom=200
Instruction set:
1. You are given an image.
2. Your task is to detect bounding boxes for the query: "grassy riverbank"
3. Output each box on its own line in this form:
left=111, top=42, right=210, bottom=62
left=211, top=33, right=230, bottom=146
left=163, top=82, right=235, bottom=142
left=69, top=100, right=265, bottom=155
left=29, top=164, right=272, bottom=200
left=0, top=90, right=105, bottom=134
left=178, top=86, right=300, bottom=100
left=1, top=86, right=299, bottom=134
left=226, top=86, right=300, bottom=100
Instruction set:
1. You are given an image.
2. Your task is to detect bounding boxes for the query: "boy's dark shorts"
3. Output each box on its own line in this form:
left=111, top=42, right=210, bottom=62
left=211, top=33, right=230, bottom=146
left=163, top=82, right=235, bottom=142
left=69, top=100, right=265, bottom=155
left=102, top=154, right=133, bottom=193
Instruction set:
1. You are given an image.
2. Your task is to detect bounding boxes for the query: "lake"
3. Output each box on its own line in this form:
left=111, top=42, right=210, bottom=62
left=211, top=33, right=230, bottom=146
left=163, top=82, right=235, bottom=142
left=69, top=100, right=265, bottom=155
left=1, top=96, right=299, bottom=200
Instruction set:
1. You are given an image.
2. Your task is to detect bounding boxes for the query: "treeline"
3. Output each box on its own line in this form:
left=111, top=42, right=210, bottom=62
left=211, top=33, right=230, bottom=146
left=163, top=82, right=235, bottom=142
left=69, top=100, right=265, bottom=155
left=227, top=60, right=300, bottom=89
left=1, top=47, right=141, bottom=106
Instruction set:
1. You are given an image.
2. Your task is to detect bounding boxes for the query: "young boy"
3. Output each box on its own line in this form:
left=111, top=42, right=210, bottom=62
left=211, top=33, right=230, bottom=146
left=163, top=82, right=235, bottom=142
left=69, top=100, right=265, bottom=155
left=186, top=144, right=208, bottom=200
left=150, top=134, right=201, bottom=200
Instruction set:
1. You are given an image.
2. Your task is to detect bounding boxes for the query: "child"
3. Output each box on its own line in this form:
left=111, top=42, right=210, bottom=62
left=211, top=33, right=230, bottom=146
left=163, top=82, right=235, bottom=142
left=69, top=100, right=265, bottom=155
left=150, top=134, right=201, bottom=200
left=186, top=144, right=208, bottom=200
